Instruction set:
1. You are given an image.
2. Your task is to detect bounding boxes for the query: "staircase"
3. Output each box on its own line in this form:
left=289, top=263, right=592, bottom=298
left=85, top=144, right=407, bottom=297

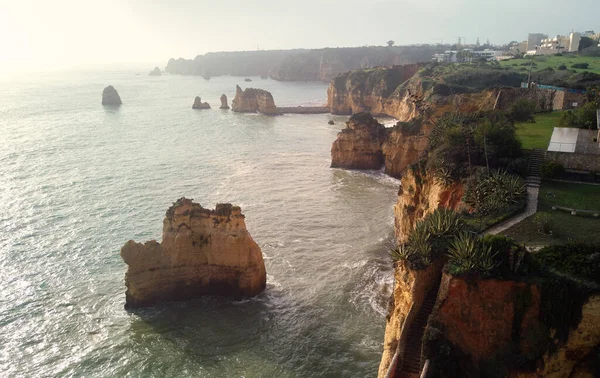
left=397, top=285, right=439, bottom=378
left=526, top=148, right=544, bottom=188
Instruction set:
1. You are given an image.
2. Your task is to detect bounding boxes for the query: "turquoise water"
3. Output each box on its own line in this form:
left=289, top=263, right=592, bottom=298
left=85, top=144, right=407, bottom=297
left=0, top=70, right=399, bottom=377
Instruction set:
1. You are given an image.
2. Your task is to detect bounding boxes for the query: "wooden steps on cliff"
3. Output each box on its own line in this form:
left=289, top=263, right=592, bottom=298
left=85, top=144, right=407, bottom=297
left=396, top=285, right=439, bottom=377
left=526, top=149, right=545, bottom=188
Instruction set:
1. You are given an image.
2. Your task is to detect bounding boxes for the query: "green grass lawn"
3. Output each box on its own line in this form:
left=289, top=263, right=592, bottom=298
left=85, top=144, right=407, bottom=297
left=501, top=180, right=600, bottom=245
left=515, top=111, right=563, bottom=150
left=499, top=55, right=600, bottom=75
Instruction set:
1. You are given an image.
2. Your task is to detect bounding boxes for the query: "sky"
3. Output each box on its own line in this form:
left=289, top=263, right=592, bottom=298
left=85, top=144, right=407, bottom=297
left=0, top=0, right=598, bottom=72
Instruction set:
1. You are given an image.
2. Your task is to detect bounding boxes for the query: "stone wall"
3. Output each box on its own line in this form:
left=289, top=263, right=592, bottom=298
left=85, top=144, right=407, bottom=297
left=546, top=151, right=600, bottom=172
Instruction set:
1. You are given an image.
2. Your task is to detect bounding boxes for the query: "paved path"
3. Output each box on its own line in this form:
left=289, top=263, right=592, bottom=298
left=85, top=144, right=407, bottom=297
left=485, top=186, right=540, bottom=235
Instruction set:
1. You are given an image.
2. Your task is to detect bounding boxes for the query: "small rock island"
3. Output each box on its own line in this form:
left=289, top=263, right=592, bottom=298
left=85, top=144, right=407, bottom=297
left=192, top=96, right=211, bottom=109
left=149, top=67, right=161, bottom=76
left=220, top=94, right=230, bottom=109
left=120, top=198, right=267, bottom=308
left=101, top=85, right=122, bottom=106
left=231, top=85, right=280, bottom=115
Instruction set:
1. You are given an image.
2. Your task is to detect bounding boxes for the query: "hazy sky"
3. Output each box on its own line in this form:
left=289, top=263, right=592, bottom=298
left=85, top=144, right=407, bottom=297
left=1, top=0, right=598, bottom=71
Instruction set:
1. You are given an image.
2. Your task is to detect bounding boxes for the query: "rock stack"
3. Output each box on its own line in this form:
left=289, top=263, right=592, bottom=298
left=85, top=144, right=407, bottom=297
left=192, top=96, right=211, bottom=110
left=101, top=85, right=122, bottom=106
left=120, top=198, right=267, bottom=308
left=231, top=85, right=280, bottom=115
left=220, top=94, right=230, bottom=109
left=149, top=67, right=161, bottom=76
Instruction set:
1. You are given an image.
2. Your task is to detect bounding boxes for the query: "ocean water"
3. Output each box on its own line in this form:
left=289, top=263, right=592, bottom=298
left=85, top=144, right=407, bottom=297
left=0, top=70, right=400, bottom=377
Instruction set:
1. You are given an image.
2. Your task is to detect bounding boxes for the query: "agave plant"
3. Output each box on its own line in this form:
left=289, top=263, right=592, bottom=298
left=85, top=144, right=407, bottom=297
left=448, top=232, right=498, bottom=274
left=390, top=245, right=410, bottom=262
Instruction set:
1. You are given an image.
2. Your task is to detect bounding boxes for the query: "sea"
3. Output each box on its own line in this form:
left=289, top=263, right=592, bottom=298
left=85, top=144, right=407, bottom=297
left=0, top=68, right=400, bottom=377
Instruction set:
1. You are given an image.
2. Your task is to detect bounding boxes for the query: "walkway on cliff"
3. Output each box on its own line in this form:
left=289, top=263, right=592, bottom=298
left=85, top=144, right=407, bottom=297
left=396, top=284, right=439, bottom=378
left=485, top=149, right=544, bottom=235
left=485, top=186, right=540, bottom=235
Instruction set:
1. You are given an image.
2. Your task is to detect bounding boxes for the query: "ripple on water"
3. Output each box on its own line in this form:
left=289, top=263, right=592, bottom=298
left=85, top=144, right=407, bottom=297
left=0, top=72, right=399, bottom=377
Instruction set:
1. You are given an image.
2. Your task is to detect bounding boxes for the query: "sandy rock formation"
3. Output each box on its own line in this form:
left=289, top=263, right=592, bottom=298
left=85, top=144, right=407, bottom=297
left=149, top=67, right=161, bottom=76
left=393, top=167, right=465, bottom=244
left=192, top=96, right=211, bottom=110
left=120, top=198, right=266, bottom=308
left=231, top=85, right=280, bottom=115
left=219, top=94, right=230, bottom=109
left=102, top=85, right=122, bottom=106
left=327, top=64, right=421, bottom=120
left=330, top=113, right=433, bottom=178
left=330, top=113, right=387, bottom=170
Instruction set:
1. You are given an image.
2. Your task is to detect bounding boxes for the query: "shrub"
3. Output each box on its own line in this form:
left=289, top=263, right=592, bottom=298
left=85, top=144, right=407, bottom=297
left=571, top=63, right=590, bottom=69
left=535, top=242, right=600, bottom=284
left=464, top=170, right=527, bottom=215
left=558, top=64, right=567, bottom=71
left=533, top=213, right=554, bottom=234
left=541, top=161, right=565, bottom=179
left=508, top=99, right=536, bottom=122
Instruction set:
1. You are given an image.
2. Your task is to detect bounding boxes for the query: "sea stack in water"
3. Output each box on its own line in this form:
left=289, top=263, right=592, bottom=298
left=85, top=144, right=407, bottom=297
left=149, top=67, right=161, bottom=76
left=120, top=198, right=267, bottom=308
left=192, top=96, right=211, bottom=109
left=231, top=85, right=280, bottom=115
left=330, top=112, right=387, bottom=170
left=102, top=85, right=122, bottom=106
left=220, top=94, right=230, bottom=109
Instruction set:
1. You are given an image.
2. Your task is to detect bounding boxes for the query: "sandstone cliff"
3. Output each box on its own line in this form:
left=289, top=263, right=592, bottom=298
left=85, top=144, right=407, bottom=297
left=330, top=113, right=433, bottom=179
left=192, top=96, right=211, bottom=109
left=326, top=64, right=566, bottom=120
left=427, top=274, right=600, bottom=378
left=220, top=94, right=230, bottom=109
left=165, top=45, right=447, bottom=81
left=120, top=198, right=266, bottom=308
left=393, top=166, right=465, bottom=243
left=102, top=85, right=122, bottom=106
left=231, top=85, right=280, bottom=115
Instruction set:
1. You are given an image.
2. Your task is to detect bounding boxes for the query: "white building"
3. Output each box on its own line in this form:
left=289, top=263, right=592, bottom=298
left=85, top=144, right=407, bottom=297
left=526, top=32, right=580, bottom=55
left=527, top=33, right=548, bottom=51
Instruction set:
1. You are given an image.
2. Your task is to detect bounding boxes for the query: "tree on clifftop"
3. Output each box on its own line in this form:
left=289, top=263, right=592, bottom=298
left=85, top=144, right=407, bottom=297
left=387, top=40, right=395, bottom=47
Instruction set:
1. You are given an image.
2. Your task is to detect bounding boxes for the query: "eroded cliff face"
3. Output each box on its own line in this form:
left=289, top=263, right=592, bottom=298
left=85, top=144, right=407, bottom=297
left=120, top=198, right=266, bottom=308
left=394, top=167, right=465, bottom=243
left=378, top=259, right=445, bottom=377
left=231, top=85, right=280, bottom=115
left=430, top=274, right=600, bottom=378
left=330, top=113, right=433, bottom=178
left=328, top=65, right=421, bottom=120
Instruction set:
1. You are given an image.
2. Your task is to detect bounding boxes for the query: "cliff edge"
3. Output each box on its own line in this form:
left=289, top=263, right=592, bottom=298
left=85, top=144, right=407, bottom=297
left=120, top=198, right=266, bottom=308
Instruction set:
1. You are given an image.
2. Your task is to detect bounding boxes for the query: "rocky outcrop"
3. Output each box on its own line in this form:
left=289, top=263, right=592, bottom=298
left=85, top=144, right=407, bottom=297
left=231, top=85, right=280, bottom=115
left=427, top=274, right=600, bottom=378
left=330, top=113, right=431, bottom=178
left=149, top=67, right=161, bottom=76
left=394, top=166, right=465, bottom=243
left=326, top=65, right=561, bottom=121
left=328, top=65, right=421, bottom=119
left=192, top=96, right=211, bottom=110
left=120, top=198, right=266, bottom=308
left=219, top=94, right=230, bottom=109
left=330, top=113, right=387, bottom=170
left=378, top=259, right=445, bottom=377
left=102, top=85, right=122, bottom=106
